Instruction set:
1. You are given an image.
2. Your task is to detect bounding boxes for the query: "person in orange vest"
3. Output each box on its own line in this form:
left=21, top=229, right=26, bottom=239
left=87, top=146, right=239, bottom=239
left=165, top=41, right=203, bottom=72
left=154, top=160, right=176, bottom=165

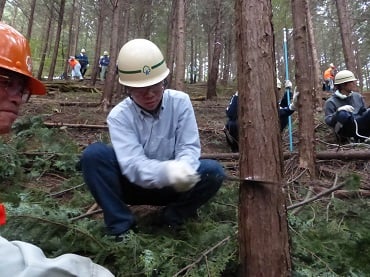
left=0, top=22, right=113, bottom=277
left=68, top=56, right=83, bottom=80
left=323, top=63, right=337, bottom=92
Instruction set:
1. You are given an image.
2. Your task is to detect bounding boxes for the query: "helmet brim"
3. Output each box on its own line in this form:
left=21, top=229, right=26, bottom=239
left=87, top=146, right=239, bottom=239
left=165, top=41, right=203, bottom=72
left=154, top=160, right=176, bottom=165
left=119, top=68, right=170, bottom=88
left=28, top=76, right=46, bottom=95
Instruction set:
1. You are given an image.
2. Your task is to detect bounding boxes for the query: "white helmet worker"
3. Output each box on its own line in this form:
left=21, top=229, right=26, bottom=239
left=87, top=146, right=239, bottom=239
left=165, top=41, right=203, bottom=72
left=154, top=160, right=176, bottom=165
left=117, top=39, right=170, bottom=87
left=334, top=70, right=357, bottom=85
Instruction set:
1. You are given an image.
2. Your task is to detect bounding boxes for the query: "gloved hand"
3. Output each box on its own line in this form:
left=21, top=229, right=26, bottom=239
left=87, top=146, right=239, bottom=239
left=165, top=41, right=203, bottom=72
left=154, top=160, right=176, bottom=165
left=285, top=80, right=292, bottom=88
left=165, top=160, right=200, bottom=192
left=289, top=87, right=299, bottom=110
left=337, top=105, right=354, bottom=113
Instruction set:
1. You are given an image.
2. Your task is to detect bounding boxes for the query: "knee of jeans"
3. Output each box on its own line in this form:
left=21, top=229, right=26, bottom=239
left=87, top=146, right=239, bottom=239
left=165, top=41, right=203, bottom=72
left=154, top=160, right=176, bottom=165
left=336, top=110, right=352, bottom=123
left=199, top=159, right=225, bottom=179
left=81, top=142, right=111, bottom=164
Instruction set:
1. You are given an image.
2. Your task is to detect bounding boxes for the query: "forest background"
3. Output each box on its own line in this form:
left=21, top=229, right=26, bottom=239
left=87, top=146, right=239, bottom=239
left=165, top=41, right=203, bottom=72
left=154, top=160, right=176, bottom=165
left=1, top=0, right=370, bottom=276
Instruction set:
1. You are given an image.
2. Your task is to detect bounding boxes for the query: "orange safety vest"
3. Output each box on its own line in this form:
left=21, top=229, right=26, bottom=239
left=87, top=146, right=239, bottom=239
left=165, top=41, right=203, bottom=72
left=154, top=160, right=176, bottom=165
left=323, top=67, right=334, bottom=80
left=69, top=59, right=79, bottom=69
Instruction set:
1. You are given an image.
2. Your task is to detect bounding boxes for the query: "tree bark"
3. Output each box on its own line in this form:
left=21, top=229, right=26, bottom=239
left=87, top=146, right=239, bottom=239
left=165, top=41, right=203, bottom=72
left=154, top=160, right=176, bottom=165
left=235, top=0, right=291, bottom=275
left=206, top=0, right=222, bottom=99
left=335, top=0, right=356, bottom=72
left=48, top=0, right=66, bottom=81
left=291, top=0, right=317, bottom=178
left=174, top=0, right=186, bottom=91
left=101, top=0, right=123, bottom=112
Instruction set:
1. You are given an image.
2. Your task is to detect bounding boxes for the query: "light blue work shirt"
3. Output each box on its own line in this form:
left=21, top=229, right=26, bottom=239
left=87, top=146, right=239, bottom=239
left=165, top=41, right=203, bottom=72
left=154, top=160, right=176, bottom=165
left=107, top=89, right=201, bottom=189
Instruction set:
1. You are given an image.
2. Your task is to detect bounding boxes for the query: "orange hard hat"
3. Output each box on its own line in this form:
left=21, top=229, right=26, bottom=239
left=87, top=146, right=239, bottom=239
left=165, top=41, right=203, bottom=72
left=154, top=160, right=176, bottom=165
left=0, top=22, right=45, bottom=95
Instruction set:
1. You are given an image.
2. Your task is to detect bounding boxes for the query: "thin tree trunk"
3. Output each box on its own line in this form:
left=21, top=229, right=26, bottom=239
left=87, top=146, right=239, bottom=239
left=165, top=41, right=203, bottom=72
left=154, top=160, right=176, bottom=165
left=37, top=3, right=53, bottom=80
left=306, top=0, right=322, bottom=110
left=0, top=0, right=6, bottom=20
left=174, top=0, right=186, bottom=91
left=101, top=0, right=123, bottom=112
left=25, top=0, right=37, bottom=40
left=291, top=0, right=317, bottom=178
left=206, top=0, right=222, bottom=99
left=64, top=0, right=76, bottom=78
left=48, top=0, right=66, bottom=81
left=166, top=0, right=178, bottom=89
left=335, top=0, right=356, bottom=72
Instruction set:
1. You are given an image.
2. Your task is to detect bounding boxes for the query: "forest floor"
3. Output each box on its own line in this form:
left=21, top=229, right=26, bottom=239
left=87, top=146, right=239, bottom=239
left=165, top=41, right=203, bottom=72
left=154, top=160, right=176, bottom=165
left=19, top=80, right=370, bottom=202
left=8, top=79, right=370, bottom=275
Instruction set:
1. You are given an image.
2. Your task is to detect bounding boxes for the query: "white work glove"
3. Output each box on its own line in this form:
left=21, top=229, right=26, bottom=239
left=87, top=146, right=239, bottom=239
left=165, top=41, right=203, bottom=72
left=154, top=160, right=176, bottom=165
left=285, top=80, right=292, bottom=88
left=289, top=87, right=299, bottom=110
left=337, top=105, right=354, bottom=113
left=165, top=160, right=200, bottom=192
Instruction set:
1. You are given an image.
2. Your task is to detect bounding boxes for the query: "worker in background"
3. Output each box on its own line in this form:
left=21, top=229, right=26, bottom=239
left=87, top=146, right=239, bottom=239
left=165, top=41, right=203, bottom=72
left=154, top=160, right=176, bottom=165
left=323, top=63, right=337, bottom=93
left=324, top=69, right=370, bottom=143
left=99, top=50, right=110, bottom=81
left=224, top=78, right=299, bottom=152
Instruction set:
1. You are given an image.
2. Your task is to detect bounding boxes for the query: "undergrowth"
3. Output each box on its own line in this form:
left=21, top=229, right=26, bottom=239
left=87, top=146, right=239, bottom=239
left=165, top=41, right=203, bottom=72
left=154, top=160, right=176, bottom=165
left=1, top=116, right=370, bottom=276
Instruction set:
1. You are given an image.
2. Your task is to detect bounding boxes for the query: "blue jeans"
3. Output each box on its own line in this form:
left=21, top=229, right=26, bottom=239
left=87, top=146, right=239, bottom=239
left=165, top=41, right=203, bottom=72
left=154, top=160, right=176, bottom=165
left=80, top=142, right=225, bottom=235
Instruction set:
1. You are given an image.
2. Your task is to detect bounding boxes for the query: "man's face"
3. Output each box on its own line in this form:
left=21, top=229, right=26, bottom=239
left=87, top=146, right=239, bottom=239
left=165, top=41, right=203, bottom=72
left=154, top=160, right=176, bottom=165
left=0, top=69, right=28, bottom=134
left=128, top=82, right=164, bottom=112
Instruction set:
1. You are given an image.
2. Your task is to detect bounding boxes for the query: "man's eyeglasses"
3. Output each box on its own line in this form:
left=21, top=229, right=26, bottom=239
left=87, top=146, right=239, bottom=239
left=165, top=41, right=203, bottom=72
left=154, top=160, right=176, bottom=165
left=0, top=74, right=30, bottom=103
left=128, top=82, right=164, bottom=97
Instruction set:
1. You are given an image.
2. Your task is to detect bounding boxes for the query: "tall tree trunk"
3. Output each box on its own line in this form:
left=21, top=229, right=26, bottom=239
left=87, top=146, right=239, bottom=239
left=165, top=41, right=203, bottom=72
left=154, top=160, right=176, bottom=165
left=221, top=33, right=232, bottom=86
left=26, top=0, right=37, bottom=40
left=90, top=0, right=105, bottom=85
left=166, top=0, right=178, bottom=89
left=101, top=0, right=123, bottom=112
left=37, top=3, right=53, bottom=80
left=235, top=0, right=291, bottom=275
left=306, top=0, right=322, bottom=110
left=335, top=0, right=356, bottom=72
left=206, top=0, right=222, bottom=99
left=174, top=0, right=186, bottom=91
left=0, top=0, right=5, bottom=20
left=73, top=0, right=83, bottom=54
left=291, top=0, right=316, bottom=177
left=64, top=0, right=76, bottom=78
left=48, top=0, right=66, bottom=81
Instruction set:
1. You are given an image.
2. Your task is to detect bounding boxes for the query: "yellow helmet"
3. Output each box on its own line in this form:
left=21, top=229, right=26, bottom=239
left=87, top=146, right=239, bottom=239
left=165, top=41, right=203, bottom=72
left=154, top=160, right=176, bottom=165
left=117, top=39, right=170, bottom=87
left=0, top=23, right=45, bottom=95
left=334, top=70, right=357, bottom=85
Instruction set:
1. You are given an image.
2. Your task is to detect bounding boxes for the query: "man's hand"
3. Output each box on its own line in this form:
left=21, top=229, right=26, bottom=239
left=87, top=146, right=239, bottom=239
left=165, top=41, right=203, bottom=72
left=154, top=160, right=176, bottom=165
left=289, top=87, right=299, bottom=110
left=165, top=160, right=200, bottom=192
left=285, top=80, right=292, bottom=88
left=337, top=105, right=354, bottom=113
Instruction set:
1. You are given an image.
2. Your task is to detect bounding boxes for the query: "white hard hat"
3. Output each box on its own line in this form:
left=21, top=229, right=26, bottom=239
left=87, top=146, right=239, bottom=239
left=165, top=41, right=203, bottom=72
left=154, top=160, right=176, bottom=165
left=103, top=51, right=108, bottom=55
left=81, top=48, right=86, bottom=53
left=334, top=70, right=357, bottom=85
left=117, top=39, right=170, bottom=87
left=276, top=78, right=282, bottom=89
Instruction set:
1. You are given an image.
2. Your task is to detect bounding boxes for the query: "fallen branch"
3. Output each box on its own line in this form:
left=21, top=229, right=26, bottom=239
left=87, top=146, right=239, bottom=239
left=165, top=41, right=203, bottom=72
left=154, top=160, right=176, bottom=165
left=287, top=181, right=345, bottom=211
left=201, top=150, right=370, bottom=161
left=44, top=122, right=107, bottom=129
left=70, top=208, right=103, bottom=222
